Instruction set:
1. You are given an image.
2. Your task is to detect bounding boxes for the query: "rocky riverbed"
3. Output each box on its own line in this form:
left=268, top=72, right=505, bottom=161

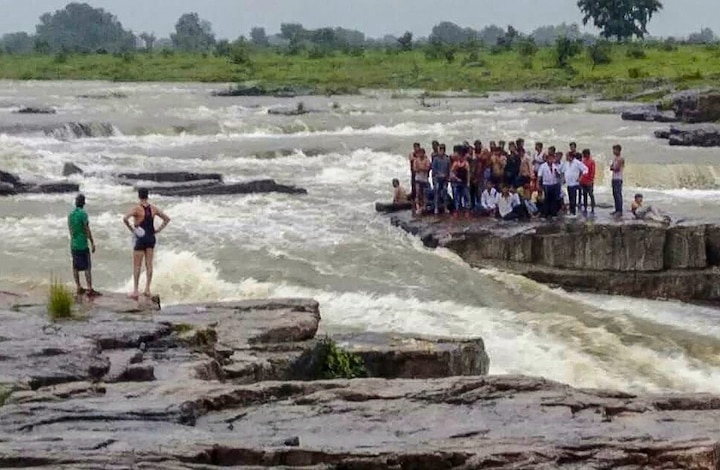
left=2, top=292, right=720, bottom=469
left=392, top=212, right=720, bottom=304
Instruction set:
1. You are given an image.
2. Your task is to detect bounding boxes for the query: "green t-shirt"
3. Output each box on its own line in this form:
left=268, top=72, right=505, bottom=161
left=68, top=208, right=89, bottom=251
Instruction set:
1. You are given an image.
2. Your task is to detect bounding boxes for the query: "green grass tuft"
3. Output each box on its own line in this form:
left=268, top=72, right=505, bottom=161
left=47, top=277, right=74, bottom=321
left=0, top=385, right=11, bottom=407
left=313, top=337, right=367, bottom=380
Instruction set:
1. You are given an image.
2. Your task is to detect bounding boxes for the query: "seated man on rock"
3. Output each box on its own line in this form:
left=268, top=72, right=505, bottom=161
left=631, top=193, right=671, bottom=224
left=495, top=184, right=529, bottom=221
left=478, top=180, right=497, bottom=216
left=392, top=179, right=410, bottom=204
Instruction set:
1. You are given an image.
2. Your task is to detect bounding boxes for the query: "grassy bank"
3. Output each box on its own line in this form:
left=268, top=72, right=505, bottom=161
left=0, top=44, right=718, bottom=98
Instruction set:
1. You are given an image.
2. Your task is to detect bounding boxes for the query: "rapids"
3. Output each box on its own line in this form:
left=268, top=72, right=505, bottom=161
left=1, top=80, right=719, bottom=394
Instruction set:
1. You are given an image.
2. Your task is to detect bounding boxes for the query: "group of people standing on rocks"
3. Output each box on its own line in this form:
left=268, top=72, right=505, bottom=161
left=68, top=188, right=171, bottom=299
left=395, top=138, right=633, bottom=221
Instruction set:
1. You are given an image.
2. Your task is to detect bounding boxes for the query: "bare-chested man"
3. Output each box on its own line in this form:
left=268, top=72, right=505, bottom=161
left=122, top=188, right=171, bottom=300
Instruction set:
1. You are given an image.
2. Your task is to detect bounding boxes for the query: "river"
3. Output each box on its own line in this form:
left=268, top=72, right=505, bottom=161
left=1, top=80, right=719, bottom=394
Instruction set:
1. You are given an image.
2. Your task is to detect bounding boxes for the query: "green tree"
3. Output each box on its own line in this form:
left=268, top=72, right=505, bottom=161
left=139, top=32, right=156, bottom=52
left=555, top=36, right=582, bottom=68
left=250, top=27, right=269, bottom=46
left=0, top=32, right=35, bottom=55
left=397, top=31, right=413, bottom=51
left=171, top=13, right=216, bottom=52
left=577, top=0, right=663, bottom=41
left=35, top=2, right=136, bottom=53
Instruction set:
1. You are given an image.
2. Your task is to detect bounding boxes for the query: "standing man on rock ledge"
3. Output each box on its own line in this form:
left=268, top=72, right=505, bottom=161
left=68, top=194, right=98, bottom=296
left=610, top=144, right=625, bottom=217
left=123, top=188, right=171, bottom=300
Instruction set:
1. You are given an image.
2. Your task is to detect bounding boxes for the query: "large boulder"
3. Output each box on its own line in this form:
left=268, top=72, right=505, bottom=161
left=117, top=171, right=223, bottom=184
left=672, top=89, right=720, bottom=123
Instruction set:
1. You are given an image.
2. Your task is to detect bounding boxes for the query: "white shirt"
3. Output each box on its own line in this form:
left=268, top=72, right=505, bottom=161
left=532, top=151, right=545, bottom=172
left=563, top=159, right=589, bottom=187
left=480, top=188, right=497, bottom=210
left=537, top=162, right=561, bottom=185
left=496, top=192, right=520, bottom=218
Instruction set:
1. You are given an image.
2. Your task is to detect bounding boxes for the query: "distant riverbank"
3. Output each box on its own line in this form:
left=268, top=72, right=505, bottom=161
left=0, top=44, right=717, bottom=99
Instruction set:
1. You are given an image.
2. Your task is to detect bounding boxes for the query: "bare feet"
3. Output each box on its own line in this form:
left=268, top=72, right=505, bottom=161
left=142, top=291, right=152, bottom=298
left=129, top=292, right=140, bottom=301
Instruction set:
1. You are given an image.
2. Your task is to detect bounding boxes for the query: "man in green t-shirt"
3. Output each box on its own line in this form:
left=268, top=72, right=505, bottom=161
left=68, top=194, right=97, bottom=295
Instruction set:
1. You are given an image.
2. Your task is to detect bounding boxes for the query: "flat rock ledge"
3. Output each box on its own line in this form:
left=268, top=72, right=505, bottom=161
left=0, top=294, right=496, bottom=468
left=391, top=212, right=720, bottom=304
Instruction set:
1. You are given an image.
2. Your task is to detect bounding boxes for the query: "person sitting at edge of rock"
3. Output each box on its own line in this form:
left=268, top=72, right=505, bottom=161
left=610, top=144, right=625, bottom=217
left=68, top=193, right=99, bottom=296
left=479, top=180, right=498, bottom=216
left=392, top=179, right=409, bottom=204
left=631, top=193, right=671, bottom=224
left=579, top=149, right=596, bottom=215
left=123, top=188, right=171, bottom=300
left=495, top=184, right=528, bottom=221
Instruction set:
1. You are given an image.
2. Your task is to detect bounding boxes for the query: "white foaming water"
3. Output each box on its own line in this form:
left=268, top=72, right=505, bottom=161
left=120, top=249, right=720, bottom=394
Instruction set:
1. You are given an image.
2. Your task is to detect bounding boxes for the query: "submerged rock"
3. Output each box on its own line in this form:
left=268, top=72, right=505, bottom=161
left=117, top=171, right=223, bottom=184
left=149, top=179, right=307, bottom=197
left=13, top=107, right=56, bottom=114
left=44, top=122, right=117, bottom=140
left=62, top=163, right=84, bottom=177
left=391, top=213, right=720, bottom=304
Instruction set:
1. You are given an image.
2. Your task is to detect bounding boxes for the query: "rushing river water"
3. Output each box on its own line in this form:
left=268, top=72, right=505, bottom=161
left=1, top=80, right=720, bottom=394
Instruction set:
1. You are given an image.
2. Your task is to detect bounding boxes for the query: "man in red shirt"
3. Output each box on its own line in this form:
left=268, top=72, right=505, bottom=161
left=579, top=149, right=596, bottom=215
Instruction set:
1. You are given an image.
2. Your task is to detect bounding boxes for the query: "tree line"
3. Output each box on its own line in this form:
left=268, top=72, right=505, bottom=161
left=0, top=1, right=717, bottom=57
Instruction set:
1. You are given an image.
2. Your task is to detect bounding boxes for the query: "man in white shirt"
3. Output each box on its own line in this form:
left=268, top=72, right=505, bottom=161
left=563, top=153, right=588, bottom=216
left=495, top=185, right=526, bottom=220
left=479, top=180, right=497, bottom=216
left=537, top=152, right=562, bottom=218
left=532, top=142, right=546, bottom=175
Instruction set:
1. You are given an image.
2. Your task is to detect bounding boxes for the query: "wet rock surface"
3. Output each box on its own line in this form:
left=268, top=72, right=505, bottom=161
left=654, top=124, right=720, bottom=147
left=148, top=179, right=308, bottom=197
left=2, top=373, right=720, bottom=469
left=621, top=106, right=678, bottom=123
left=13, top=106, right=56, bottom=114
left=671, top=88, right=720, bottom=123
left=0, top=295, right=499, bottom=468
left=392, top=212, right=720, bottom=304
left=0, top=169, right=79, bottom=197
left=375, top=201, right=413, bottom=213
left=44, top=122, right=117, bottom=140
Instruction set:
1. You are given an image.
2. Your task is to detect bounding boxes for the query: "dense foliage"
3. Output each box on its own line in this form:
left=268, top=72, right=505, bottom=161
left=578, top=0, right=663, bottom=41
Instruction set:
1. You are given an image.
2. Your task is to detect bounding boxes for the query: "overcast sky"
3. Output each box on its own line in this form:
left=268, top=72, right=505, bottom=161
left=0, top=0, right=715, bottom=39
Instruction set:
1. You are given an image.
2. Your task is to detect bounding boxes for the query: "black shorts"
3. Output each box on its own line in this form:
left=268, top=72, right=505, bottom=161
left=72, top=249, right=91, bottom=272
left=134, top=236, right=156, bottom=252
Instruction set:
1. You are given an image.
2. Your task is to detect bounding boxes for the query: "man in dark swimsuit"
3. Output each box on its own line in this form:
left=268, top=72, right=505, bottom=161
left=123, top=188, right=171, bottom=300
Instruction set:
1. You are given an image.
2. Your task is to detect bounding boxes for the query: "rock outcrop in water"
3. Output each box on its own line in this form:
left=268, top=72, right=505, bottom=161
left=671, top=88, right=720, bottom=123
left=621, top=105, right=678, bottom=123
left=0, top=169, right=79, bottom=197
left=654, top=124, right=720, bottom=147
left=44, top=122, right=117, bottom=140
left=392, top=213, right=720, bottom=304
left=63, top=164, right=307, bottom=197
left=13, top=106, right=56, bottom=114
left=3, top=293, right=720, bottom=469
